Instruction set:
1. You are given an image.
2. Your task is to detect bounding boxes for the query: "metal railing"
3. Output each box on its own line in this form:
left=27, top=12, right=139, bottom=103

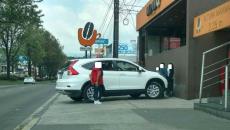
left=199, top=41, right=230, bottom=111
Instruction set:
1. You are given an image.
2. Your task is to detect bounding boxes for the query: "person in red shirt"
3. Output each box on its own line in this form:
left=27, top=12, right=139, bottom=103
left=90, top=62, right=103, bottom=104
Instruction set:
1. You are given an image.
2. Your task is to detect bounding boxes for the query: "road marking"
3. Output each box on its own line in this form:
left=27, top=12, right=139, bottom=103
left=14, top=93, right=59, bottom=130
left=21, top=117, right=39, bottom=130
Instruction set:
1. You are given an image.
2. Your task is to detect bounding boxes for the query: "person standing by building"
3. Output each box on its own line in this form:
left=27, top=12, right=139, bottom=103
left=159, top=63, right=168, bottom=78
left=90, top=62, right=104, bottom=105
left=167, top=63, right=174, bottom=97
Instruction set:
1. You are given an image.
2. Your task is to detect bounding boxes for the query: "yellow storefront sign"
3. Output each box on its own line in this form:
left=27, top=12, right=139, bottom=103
left=136, top=0, right=174, bottom=31
left=194, top=1, right=230, bottom=37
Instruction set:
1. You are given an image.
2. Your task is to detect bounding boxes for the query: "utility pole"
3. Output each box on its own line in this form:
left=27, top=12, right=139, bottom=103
left=113, top=0, right=119, bottom=58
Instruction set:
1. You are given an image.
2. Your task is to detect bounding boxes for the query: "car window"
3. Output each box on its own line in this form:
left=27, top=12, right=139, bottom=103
left=101, top=61, right=115, bottom=71
left=116, top=61, right=138, bottom=72
left=82, top=62, right=95, bottom=70
left=60, top=61, right=72, bottom=71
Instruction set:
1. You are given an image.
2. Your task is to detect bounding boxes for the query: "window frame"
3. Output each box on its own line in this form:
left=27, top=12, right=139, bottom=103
left=114, top=60, right=140, bottom=72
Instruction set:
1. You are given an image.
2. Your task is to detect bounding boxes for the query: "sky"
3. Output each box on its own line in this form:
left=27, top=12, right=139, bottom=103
left=38, top=0, right=148, bottom=57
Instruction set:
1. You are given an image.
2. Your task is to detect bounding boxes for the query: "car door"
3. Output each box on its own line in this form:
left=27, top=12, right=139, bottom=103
left=100, top=60, right=120, bottom=90
left=115, top=60, right=146, bottom=90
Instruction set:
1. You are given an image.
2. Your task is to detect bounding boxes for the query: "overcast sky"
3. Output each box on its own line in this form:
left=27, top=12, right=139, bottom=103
left=38, top=0, right=148, bottom=57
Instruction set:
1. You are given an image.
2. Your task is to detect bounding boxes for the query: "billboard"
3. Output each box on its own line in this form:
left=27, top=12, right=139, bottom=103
left=95, top=38, right=109, bottom=45
left=118, top=42, right=137, bottom=55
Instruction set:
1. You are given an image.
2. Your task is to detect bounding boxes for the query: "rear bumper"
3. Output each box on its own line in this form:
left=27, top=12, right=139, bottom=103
left=56, top=89, right=82, bottom=97
left=56, top=78, right=87, bottom=90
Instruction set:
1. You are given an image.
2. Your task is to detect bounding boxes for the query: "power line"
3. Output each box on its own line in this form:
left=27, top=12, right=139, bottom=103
left=99, top=0, right=113, bottom=33
left=121, top=0, right=136, bottom=26
left=130, top=13, right=137, bottom=30
left=101, top=0, right=110, bottom=6
left=103, top=13, right=114, bottom=38
left=122, top=4, right=142, bottom=8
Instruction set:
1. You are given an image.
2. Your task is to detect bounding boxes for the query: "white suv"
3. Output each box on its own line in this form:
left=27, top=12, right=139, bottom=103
left=56, top=58, right=168, bottom=102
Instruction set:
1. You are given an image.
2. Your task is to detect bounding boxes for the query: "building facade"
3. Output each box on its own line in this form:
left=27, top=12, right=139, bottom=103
left=137, top=0, right=230, bottom=99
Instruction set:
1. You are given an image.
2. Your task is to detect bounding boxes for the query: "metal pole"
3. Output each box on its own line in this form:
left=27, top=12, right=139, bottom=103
left=113, top=0, right=119, bottom=58
left=199, top=53, right=205, bottom=103
left=225, top=65, right=228, bottom=111
left=85, top=50, right=87, bottom=58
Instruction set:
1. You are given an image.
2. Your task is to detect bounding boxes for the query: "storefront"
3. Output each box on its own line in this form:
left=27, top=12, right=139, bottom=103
left=137, top=0, right=230, bottom=99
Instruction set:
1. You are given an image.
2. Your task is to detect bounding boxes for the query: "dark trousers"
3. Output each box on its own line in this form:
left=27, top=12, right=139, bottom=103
left=94, top=85, right=103, bottom=101
left=167, top=78, right=174, bottom=96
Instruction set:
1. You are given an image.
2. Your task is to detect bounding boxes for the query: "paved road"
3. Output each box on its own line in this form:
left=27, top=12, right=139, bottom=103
left=32, top=95, right=230, bottom=130
left=0, top=83, right=56, bottom=130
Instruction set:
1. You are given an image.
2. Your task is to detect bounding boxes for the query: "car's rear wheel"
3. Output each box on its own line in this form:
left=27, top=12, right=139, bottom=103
left=83, top=84, right=95, bottom=102
left=130, top=93, right=141, bottom=98
left=69, top=96, right=83, bottom=101
left=145, top=81, right=164, bottom=99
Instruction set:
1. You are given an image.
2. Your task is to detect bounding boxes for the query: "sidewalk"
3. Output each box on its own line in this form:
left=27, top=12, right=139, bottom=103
left=32, top=95, right=230, bottom=130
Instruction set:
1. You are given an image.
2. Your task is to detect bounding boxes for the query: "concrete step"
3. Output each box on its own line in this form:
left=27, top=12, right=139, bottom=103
left=207, top=91, right=230, bottom=105
left=194, top=103, right=230, bottom=120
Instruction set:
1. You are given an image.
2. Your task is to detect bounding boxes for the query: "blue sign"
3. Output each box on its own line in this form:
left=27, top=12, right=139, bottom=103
left=118, top=44, right=128, bottom=51
left=95, top=38, right=109, bottom=45
left=118, top=43, right=137, bottom=54
left=18, top=56, right=28, bottom=65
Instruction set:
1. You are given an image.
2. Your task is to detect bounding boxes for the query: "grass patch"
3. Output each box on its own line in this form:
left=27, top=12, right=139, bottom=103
left=0, top=80, right=23, bottom=86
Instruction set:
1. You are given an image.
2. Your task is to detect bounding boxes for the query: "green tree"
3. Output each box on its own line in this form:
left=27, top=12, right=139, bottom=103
left=0, top=0, right=43, bottom=79
left=42, top=31, right=66, bottom=79
left=20, top=26, right=45, bottom=76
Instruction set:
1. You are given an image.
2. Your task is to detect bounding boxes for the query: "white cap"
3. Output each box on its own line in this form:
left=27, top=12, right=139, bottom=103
left=156, top=67, right=160, bottom=71
left=95, top=62, right=102, bottom=69
left=160, top=64, right=164, bottom=68
left=168, top=64, right=173, bottom=69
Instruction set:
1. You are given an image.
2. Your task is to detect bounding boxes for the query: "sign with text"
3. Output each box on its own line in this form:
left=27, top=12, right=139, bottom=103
left=95, top=38, right=109, bottom=45
left=118, top=43, right=137, bottom=54
left=80, top=47, right=92, bottom=51
left=194, top=1, right=230, bottom=37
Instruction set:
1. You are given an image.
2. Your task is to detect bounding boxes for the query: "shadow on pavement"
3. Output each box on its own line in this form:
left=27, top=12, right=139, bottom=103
left=59, top=96, right=172, bottom=105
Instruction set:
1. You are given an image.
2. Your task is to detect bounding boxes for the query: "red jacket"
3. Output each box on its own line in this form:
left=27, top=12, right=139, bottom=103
left=90, top=68, right=103, bottom=86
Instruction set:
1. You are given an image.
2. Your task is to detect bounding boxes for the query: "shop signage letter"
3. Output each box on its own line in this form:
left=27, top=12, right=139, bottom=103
left=146, top=0, right=161, bottom=16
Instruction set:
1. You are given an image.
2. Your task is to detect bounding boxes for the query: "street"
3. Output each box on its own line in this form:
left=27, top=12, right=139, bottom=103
left=31, top=95, right=230, bottom=130
left=0, top=83, right=56, bottom=130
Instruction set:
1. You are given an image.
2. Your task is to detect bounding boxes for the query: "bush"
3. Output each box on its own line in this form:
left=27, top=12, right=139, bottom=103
left=0, top=74, right=24, bottom=81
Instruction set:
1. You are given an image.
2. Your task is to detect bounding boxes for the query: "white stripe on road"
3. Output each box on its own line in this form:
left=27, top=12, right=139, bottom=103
left=14, top=93, right=59, bottom=130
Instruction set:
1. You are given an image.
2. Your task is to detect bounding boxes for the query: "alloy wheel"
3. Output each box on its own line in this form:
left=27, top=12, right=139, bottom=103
left=146, top=84, right=160, bottom=98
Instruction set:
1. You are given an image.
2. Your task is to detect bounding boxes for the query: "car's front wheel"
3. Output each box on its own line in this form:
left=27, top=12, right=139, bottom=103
left=83, top=84, right=95, bottom=102
left=145, top=82, right=164, bottom=99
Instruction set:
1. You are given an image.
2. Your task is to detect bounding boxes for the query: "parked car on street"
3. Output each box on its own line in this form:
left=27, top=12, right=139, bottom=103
left=24, top=77, right=36, bottom=84
left=56, top=58, right=168, bottom=102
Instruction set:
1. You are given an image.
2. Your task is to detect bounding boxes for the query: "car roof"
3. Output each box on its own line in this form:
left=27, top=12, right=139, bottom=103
left=75, top=58, right=132, bottom=63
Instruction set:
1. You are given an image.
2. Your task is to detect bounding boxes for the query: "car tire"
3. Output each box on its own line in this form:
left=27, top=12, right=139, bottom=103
left=69, top=96, right=83, bottom=101
left=130, top=93, right=141, bottom=98
left=145, top=81, right=164, bottom=99
left=83, top=84, right=95, bottom=102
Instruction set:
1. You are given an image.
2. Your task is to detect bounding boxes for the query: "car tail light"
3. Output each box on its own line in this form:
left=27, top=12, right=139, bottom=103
left=68, top=60, right=79, bottom=75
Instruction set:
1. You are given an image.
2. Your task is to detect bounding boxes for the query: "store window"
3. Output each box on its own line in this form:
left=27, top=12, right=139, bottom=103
left=160, top=37, right=184, bottom=52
